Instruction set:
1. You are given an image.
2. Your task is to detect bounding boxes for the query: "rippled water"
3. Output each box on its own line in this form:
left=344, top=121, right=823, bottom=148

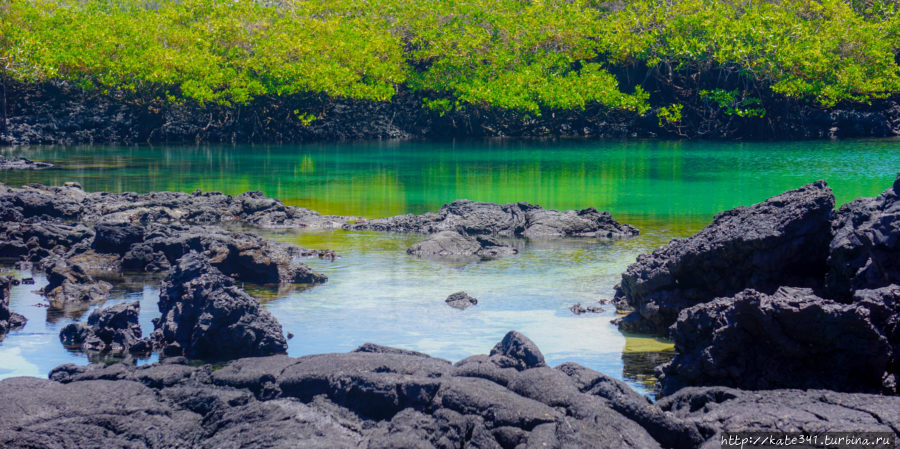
left=1, top=139, right=899, bottom=394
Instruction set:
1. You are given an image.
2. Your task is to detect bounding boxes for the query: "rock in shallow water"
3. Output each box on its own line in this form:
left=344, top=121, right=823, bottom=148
left=0, top=157, right=53, bottom=170
left=0, top=276, right=27, bottom=342
left=151, top=252, right=288, bottom=360
left=445, top=291, right=478, bottom=309
left=347, top=199, right=639, bottom=239
left=659, top=287, right=898, bottom=395
left=407, top=230, right=518, bottom=260
left=59, top=301, right=152, bottom=359
left=614, top=180, right=836, bottom=335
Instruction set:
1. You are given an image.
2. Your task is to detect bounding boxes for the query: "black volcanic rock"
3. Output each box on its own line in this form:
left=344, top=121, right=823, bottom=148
left=4, top=332, right=898, bottom=449
left=151, top=253, right=288, bottom=360
left=407, top=230, right=518, bottom=259
left=827, top=173, right=900, bottom=299
left=659, top=287, right=896, bottom=395
left=445, top=291, right=478, bottom=309
left=614, top=181, right=835, bottom=334
left=0, top=157, right=53, bottom=170
left=0, top=276, right=27, bottom=342
left=40, top=257, right=111, bottom=311
left=347, top=199, right=638, bottom=239
left=59, top=301, right=151, bottom=359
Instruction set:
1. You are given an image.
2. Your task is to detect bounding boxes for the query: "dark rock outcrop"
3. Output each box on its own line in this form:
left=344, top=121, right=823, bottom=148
left=614, top=181, right=835, bottom=334
left=3, top=331, right=897, bottom=449
left=40, top=257, right=112, bottom=312
left=347, top=199, right=639, bottom=239
left=151, top=253, right=288, bottom=360
left=59, top=301, right=152, bottom=359
left=827, top=173, right=900, bottom=299
left=0, top=182, right=351, bottom=230
left=407, top=230, right=518, bottom=259
left=659, top=287, right=897, bottom=395
left=0, top=276, right=27, bottom=341
left=445, top=291, right=478, bottom=309
left=0, top=157, right=53, bottom=170
left=570, top=303, right=604, bottom=315
left=658, top=386, right=900, bottom=449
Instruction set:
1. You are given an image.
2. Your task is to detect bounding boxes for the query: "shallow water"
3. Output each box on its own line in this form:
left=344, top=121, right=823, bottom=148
left=1, top=139, right=899, bottom=394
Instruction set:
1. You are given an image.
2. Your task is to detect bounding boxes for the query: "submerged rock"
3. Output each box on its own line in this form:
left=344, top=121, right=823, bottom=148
left=827, top=173, right=900, bottom=299
left=445, top=291, right=478, bottom=309
left=614, top=181, right=835, bottom=334
left=59, top=301, right=152, bottom=359
left=0, top=157, right=53, bottom=170
left=4, top=331, right=898, bottom=449
left=659, top=287, right=897, bottom=395
left=347, top=199, right=639, bottom=239
left=0, top=276, right=27, bottom=341
left=407, top=230, right=518, bottom=259
left=151, top=252, right=288, bottom=360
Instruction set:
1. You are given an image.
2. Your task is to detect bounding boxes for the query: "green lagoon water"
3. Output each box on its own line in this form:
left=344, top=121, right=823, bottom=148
left=1, top=139, right=899, bottom=394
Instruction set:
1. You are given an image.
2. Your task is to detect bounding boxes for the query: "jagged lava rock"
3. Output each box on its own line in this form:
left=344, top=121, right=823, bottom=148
left=347, top=199, right=638, bottom=239
left=827, top=172, right=900, bottom=299
left=614, top=181, right=835, bottom=334
left=407, top=230, right=518, bottom=259
left=659, top=287, right=896, bottom=395
left=59, top=301, right=152, bottom=359
left=151, top=252, right=288, bottom=360
left=40, top=257, right=111, bottom=311
left=0, top=276, right=27, bottom=341
left=445, top=291, right=478, bottom=309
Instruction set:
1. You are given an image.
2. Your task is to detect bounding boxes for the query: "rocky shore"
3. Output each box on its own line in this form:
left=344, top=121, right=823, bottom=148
left=0, top=176, right=898, bottom=447
left=2, top=82, right=900, bottom=145
left=2, top=331, right=899, bottom=448
left=615, top=173, right=900, bottom=396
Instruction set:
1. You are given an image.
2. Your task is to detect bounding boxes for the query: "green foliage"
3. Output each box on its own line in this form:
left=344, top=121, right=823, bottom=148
left=658, top=104, right=684, bottom=126
left=2, top=0, right=899, bottom=116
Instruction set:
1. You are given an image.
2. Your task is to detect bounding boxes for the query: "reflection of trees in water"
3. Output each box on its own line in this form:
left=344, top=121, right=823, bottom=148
left=622, top=350, right=675, bottom=397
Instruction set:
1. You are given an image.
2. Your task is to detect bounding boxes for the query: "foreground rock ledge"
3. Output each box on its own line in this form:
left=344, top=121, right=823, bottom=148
left=0, top=331, right=897, bottom=449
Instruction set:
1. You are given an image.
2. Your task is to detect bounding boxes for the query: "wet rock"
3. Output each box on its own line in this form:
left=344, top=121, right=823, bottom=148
left=659, top=287, right=896, bottom=395
left=570, top=303, right=604, bottom=315
left=614, top=181, right=835, bottom=334
left=347, top=199, right=638, bottom=239
left=151, top=252, right=288, bottom=360
left=59, top=301, right=152, bottom=359
left=0, top=276, right=27, bottom=341
left=40, top=258, right=111, bottom=311
left=0, top=157, right=53, bottom=170
left=827, top=173, right=900, bottom=299
left=407, top=230, right=518, bottom=259
left=445, top=291, right=478, bottom=309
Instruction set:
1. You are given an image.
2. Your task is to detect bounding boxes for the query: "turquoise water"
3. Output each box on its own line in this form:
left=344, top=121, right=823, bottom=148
left=1, top=139, right=899, bottom=394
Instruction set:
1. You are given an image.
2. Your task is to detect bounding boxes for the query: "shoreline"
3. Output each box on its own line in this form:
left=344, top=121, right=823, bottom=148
left=2, top=82, right=900, bottom=146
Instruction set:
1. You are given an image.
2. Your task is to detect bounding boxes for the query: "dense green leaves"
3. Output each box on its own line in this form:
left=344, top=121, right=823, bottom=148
left=2, top=0, right=899, bottom=116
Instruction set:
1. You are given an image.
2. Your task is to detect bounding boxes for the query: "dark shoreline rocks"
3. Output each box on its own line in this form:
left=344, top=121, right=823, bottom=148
left=347, top=199, right=639, bottom=240
left=0, top=331, right=896, bottom=449
left=0, top=156, right=53, bottom=170
left=0, top=276, right=27, bottom=341
left=659, top=287, right=898, bottom=395
left=408, top=230, right=518, bottom=259
left=59, top=301, right=152, bottom=360
left=614, top=180, right=836, bottom=335
left=151, top=252, right=288, bottom=360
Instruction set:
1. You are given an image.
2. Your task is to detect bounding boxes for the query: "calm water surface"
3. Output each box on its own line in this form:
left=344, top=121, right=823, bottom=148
left=1, top=139, right=898, bottom=395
